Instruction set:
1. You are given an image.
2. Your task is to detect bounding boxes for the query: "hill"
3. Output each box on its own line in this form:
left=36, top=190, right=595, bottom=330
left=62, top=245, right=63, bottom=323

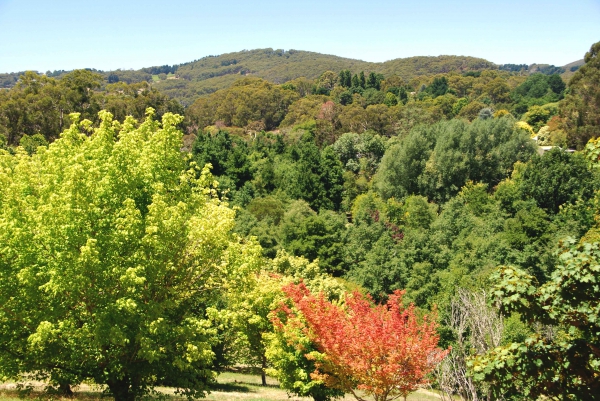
left=1, top=48, right=580, bottom=106
left=150, top=49, right=498, bottom=105
left=561, top=58, right=585, bottom=82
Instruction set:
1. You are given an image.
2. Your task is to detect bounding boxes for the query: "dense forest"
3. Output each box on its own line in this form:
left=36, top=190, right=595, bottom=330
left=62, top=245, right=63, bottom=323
left=1, top=41, right=600, bottom=401
left=0, top=48, right=583, bottom=106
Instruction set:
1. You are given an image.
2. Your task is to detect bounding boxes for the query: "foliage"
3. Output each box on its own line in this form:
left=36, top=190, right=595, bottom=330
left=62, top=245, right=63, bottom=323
left=470, top=238, right=600, bottom=400
left=0, top=109, right=261, bottom=401
left=0, top=71, right=181, bottom=147
left=375, top=116, right=536, bottom=203
left=185, top=77, right=299, bottom=131
left=265, top=253, right=348, bottom=401
left=191, top=129, right=251, bottom=188
left=517, top=148, right=595, bottom=214
left=561, top=41, right=600, bottom=149
left=211, top=272, right=288, bottom=386
left=280, top=283, right=448, bottom=401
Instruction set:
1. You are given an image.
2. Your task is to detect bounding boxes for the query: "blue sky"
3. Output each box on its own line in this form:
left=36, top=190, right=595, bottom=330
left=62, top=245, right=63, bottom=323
left=0, top=0, right=599, bottom=73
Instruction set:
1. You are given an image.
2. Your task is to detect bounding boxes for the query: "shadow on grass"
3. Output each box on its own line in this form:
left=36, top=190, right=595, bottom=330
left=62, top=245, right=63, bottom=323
left=208, top=382, right=251, bottom=393
left=209, top=381, right=280, bottom=392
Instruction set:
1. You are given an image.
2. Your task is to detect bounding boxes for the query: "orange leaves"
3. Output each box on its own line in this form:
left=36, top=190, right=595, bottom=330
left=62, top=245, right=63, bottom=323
left=279, top=283, right=449, bottom=401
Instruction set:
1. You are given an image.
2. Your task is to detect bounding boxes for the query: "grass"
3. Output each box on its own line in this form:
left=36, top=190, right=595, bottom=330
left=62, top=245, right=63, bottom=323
left=0, top=372, right=443, bottom=401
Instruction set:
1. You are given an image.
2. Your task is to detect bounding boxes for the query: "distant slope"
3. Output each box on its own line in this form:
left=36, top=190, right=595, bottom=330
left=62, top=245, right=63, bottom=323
left=561, top=59, right=585, bottom=82
left=154, top=49, right=376, bottom=105
left=379, top=55, right=496, bottom=79
left=152, top=49, right=496, bottom=105
left=1, top=48, right=582, bottom=106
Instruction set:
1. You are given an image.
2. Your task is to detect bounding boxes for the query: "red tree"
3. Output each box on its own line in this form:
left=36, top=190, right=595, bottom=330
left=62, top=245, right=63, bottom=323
left=280, top=283, right=449, bottom=401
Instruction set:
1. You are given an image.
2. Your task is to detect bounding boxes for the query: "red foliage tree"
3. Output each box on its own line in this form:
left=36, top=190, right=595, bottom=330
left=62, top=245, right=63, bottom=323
left=280, top=283, right=449, bottom=401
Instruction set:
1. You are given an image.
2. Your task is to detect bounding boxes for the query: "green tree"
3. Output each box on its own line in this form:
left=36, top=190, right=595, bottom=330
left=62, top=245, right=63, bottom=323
left=518, top=148, right=595, bottom=214
left=471, top=238, right=600, bottom=400
left=561, top=41, right=600, bottom=148
left=426, top=76, right=449, bottom=98
left=0, top=110, right=261, bottom=401
left=358, top=71, right=366, bottom=89
left=338, top=70, right=352, bottom=88
left=18, top=133, right=48, bottom=155
left=279, top=201, right=347, bottom=276
left=376, top=117, right=535, bottom=203
left=191, top=130, right=251, bottom=188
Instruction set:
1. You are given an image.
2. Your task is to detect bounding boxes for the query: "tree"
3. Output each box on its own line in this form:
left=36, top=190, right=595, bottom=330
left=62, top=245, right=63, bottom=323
left=470, top=238, right=600, bottom=400
left=265, top=252, right=348, bottom=401
left=561, top=41, right=600, bottom=148
left=338, top=70, right=352, bottom=88
left=359, top=71, right=366, bottom=89
left=375, top=116, right=535, bottom=203
left=0, top=109, right=261, bottom=401
left=317, top=71, right=338, bottom=93
left=518, top=147, right=595, bottom=214
left=436, top=290, right=504, bottom=401
left=280, top=283, right=448, bottom=401
left=426, top=77, right=449, bottom=98
left=215, top=272, right=285, bottom=386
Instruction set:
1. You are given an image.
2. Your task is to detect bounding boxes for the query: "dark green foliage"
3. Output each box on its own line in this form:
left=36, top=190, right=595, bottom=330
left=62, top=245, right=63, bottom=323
left=279, top=201, right=346, bottom=276
left=500, top=201, right=554, bottom=281
left=375, top=116, right=536, bottom=203
left=471, top=239, right=600, bottom=400
left=320, top=146, right=345, bottom=211
left=511, top=73, right=565, bottom=106
left=338, top=90, right=353, bottom=105
left=191, top=130, right=251, bottom=188
left=518, top=148, right=595, bottom=214
left=547, top=74, right=566, bottom=95
left=426, top=76, right=449, bottom=97
left=561, top=41, right=600, bottom=148
left=366, top=72, right=383, bottom=90
left=359, top=71, right=366, bottom=89
left=338, top=69, right=352, bottom=88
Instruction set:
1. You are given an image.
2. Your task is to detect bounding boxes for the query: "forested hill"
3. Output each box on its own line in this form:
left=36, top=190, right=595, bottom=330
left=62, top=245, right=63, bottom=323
left=151, top=49, right=496, bottom=105
left=0, top=48, right=583, bottom=106
left=1, top=49, right=497, bottom=105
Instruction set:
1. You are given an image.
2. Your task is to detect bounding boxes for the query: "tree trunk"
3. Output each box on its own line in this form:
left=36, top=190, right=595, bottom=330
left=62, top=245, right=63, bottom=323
left=58, top=382, right=73, bottom=397
left=107, top=378, right=136, bottom=401
left=261, top=354, right=268, bottom=386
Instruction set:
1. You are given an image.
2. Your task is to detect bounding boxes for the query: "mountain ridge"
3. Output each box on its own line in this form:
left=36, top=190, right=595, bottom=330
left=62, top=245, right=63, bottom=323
left=1, top=48, right=584, bottom=106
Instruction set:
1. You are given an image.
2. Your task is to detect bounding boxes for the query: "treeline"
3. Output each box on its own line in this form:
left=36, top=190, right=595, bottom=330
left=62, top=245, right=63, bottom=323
left=189, top=115, right=596, bottom=304
left=185, top=66, right=579, bottom=147
left=0, top=70, right=182, bottom=147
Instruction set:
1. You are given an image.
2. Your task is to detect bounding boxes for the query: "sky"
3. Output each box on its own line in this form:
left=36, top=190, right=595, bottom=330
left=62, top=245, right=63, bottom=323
left=0, top=0, right=599, bottom=73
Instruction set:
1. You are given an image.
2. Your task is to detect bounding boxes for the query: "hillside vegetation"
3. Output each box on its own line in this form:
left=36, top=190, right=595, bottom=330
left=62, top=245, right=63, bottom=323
left=1, top=41, right=600, bottom=401
left=1, top=48, right=581, bottom=107
left=153, top=49, right=496, bottom=105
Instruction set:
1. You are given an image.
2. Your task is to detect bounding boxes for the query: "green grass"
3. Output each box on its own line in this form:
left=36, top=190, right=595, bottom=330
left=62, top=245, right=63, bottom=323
left=0, top=373, right=443, bottom=401
left=151, top=74, right=160, bottom=82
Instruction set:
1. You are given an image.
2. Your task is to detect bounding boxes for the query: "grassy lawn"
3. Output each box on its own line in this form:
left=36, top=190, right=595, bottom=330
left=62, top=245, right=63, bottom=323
left=0, top=372, right=443, bottom=401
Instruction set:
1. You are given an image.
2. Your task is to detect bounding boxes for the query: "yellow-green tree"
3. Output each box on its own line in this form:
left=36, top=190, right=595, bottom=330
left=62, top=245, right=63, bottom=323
left=0, top=109, right=261, bottom=401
